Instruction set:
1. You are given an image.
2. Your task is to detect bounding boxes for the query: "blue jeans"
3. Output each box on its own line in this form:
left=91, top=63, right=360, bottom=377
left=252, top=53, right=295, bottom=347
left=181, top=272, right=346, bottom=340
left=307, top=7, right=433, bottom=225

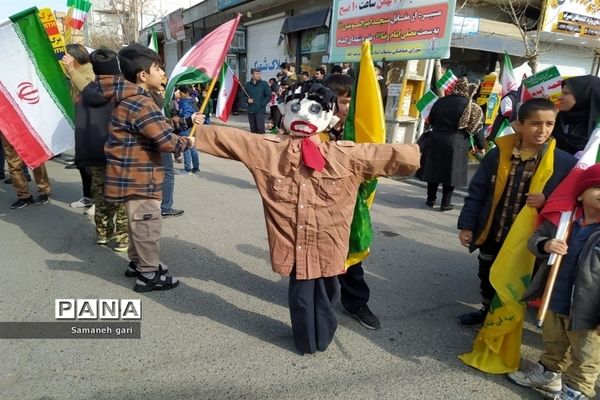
left=183, top=148, right=199, bottom=171
left=160, top=152, right=174, bottom=213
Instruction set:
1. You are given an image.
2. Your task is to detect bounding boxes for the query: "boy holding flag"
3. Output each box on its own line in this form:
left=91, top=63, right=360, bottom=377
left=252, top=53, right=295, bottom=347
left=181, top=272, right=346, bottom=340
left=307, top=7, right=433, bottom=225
left=100, top=43, right=195, bottom=292
left=457, top=98, right=576, bottom=329
left=508, top=163, right=600, bottom=400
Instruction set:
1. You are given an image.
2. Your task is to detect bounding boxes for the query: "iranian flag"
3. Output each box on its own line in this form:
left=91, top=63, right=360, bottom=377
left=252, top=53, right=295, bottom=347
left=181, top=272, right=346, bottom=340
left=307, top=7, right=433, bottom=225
left=164, top=14, right=241, bottom=116
left=148, top=28, right=158, bottom=53
left=540, top=126, right=600, bottom=226
left=66, top=0, right=92, bottom=30
left=0, top=8, right=74, bottom=168
left=501, top=52, right=518, bottom=96
left=495, top=118, right=514, bottom=139
left=436, top=69, right=458, bottom=95
left=215, top=63, right=239, bottom=123
left=416, top=90, right=438, bottom=120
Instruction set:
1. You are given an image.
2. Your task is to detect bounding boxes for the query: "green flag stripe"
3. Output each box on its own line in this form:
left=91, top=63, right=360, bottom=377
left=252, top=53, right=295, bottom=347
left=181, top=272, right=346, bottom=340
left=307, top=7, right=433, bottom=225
left=10, top=8, right=74, bottom=124
left=164, top=68, right=211, bottom=116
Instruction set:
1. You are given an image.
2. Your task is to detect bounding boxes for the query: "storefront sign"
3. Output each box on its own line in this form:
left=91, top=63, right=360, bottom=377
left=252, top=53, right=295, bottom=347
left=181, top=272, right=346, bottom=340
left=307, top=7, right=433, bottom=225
left=541, top=0, right=600, bottom=39
left=248, top=57, right=287, bottom=73
left=387, top=83, right=402, bottom=96
left=329, top=0, right=456, bottom=62
left=522, top=66, right=563, bottom=103
left=452, top=16, right=479, bottom=35
left=218, top=0, right=252, bottom=11
left=301, top=30, right=329, bottom=54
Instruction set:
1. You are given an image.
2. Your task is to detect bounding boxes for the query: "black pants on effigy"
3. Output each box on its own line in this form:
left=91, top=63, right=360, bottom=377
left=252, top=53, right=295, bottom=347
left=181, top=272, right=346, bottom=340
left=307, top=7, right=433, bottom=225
left=288, top=274, right=338, bottom=354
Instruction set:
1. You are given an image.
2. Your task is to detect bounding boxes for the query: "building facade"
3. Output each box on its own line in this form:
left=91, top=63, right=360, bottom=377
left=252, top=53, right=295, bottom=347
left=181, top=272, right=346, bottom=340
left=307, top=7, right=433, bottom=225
left=143, top=0, right=600, bottom=142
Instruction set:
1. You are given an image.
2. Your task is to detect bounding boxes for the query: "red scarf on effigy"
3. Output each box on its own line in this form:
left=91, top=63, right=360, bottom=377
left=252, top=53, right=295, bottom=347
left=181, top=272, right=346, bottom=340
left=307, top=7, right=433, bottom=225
left=300, top=137, right=326, bottom=171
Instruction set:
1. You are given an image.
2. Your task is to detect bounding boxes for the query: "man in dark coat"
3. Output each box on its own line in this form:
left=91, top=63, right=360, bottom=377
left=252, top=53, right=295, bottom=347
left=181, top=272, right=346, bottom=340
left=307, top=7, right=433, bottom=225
left=242, top=68, right=271, bottom=133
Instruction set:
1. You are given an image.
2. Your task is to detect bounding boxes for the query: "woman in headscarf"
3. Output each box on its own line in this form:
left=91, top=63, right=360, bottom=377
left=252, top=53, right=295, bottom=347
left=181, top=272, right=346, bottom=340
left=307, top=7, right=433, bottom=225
left=416, top=77, right=484, bottom=211
left=553, top=75, right=600, bottom=155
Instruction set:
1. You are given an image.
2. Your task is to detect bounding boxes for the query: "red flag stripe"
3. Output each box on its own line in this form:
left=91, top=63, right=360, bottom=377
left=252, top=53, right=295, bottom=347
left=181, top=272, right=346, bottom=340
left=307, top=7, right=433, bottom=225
left=0, top=82, right=51, bottom=167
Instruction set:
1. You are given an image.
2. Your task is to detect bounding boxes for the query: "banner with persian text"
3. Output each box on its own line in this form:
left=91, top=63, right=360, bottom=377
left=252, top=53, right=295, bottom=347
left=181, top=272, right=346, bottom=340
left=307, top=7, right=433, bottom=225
left=541, top=0, right=600, bottom=39
left=328, top=0, right=456, bottom=62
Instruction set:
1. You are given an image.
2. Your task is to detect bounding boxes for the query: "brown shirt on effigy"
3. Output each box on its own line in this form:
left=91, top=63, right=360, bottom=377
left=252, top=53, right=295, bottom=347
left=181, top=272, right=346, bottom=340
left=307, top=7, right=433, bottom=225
left=196, top=125, right=421, bottom=280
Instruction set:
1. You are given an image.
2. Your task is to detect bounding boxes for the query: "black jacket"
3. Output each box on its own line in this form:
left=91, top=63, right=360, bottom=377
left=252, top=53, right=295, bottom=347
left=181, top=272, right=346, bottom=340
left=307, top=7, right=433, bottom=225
left=74, top=77, right=115, bottom=167
left=457, top=135, right=576, bottom=252
left=415, top=95, right=476, bottom=187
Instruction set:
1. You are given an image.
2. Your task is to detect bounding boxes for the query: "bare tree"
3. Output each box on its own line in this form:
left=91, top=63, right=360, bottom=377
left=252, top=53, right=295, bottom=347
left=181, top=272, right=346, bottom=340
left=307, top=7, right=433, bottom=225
left=87, top=34, right=122, bottom=51
left=464, top=0, right=544, bottom=72
left=495, top=0, right=544, bottom=72
left=91, top=0, right=159, bottom=46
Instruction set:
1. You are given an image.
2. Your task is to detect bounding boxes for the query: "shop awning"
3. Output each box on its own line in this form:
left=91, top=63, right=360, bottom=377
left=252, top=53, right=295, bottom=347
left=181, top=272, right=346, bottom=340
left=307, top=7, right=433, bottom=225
left=280, top=8, right=331, bottom=35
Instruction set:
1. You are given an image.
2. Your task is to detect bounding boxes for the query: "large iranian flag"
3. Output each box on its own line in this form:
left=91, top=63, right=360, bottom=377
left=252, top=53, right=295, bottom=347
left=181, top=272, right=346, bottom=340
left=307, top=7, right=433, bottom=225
left=164, top=14, right=241, bottom=116
left=0, top=8, right=74, bottom=168
left=215, top=63, right=239, bottom=123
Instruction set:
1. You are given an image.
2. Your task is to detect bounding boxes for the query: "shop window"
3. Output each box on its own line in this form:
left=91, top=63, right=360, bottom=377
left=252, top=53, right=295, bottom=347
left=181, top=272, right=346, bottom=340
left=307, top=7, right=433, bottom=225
left=230, top=30, right=246, bottom=52
left=300, top=28, right=329, bottom=75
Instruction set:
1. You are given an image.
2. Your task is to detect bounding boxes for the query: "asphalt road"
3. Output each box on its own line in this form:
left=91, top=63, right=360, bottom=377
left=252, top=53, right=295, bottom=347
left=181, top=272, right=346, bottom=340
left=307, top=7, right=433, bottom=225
left=0, top=124, right=594, bottom=399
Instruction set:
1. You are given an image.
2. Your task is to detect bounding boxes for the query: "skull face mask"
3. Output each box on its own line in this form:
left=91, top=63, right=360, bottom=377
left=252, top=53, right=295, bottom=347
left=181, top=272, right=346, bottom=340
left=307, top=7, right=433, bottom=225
left=279, top=81, right=336, bottom=137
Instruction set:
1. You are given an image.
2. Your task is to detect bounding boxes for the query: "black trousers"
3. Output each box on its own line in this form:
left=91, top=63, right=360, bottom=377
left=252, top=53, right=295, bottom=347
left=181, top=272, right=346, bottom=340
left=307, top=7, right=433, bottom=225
left=427, top=182, right=455, bottom=206
left=478, top=240, right=503, bottom=305
left=338, top=262, right=370, bottom=313
left=247, top=112, right=266, bottom=134
left=78, top=166, right=92, bottom=198
left=288, top=274, right=338, bottom=354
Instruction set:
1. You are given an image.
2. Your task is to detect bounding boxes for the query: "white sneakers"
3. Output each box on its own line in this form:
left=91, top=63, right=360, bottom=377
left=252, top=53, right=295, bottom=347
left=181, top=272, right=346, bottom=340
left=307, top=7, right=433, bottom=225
left=509, top=363, right=590, bottom=399
left=552, top=385, right=589, bottom=400
left=507, top=362, right=562, bottom=393
left=70, top=196, right=93, bottom=208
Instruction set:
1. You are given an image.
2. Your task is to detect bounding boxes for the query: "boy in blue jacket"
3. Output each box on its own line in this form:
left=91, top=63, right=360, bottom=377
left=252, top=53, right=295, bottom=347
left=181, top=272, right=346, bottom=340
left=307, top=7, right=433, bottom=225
left=508, top=163, right=600, bottom=400
left=457, top=98, right=576, bottom=325
left=178, top=85, right=200, bottom=173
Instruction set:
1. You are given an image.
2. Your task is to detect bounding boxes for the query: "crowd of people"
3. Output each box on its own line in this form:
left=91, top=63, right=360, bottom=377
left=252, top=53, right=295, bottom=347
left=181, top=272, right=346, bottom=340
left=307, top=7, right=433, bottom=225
left=0, top=41, right=599, bottom=398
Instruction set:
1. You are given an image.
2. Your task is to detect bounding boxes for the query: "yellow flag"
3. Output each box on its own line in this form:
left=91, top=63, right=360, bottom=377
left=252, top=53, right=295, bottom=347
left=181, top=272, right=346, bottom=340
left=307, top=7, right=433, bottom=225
left=353, top=40, right=385, bottom=144
left=459, top=139, right=556, bottom=374
left=344, top=40, right=385, bottom=267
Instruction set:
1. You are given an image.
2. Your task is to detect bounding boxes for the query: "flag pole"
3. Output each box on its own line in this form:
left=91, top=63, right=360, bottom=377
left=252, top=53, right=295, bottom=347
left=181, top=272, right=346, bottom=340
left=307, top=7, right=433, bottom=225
left=238, top=79, right=250, bottom=99
left=190, top=77, right=219, bottom=137
left=535, top=211, right=575, bottom=328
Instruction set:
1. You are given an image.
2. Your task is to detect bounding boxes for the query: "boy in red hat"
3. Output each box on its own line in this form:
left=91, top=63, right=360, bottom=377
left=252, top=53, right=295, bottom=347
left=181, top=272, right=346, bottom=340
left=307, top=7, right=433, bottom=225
left=508, top=163, right=600, bottom=399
